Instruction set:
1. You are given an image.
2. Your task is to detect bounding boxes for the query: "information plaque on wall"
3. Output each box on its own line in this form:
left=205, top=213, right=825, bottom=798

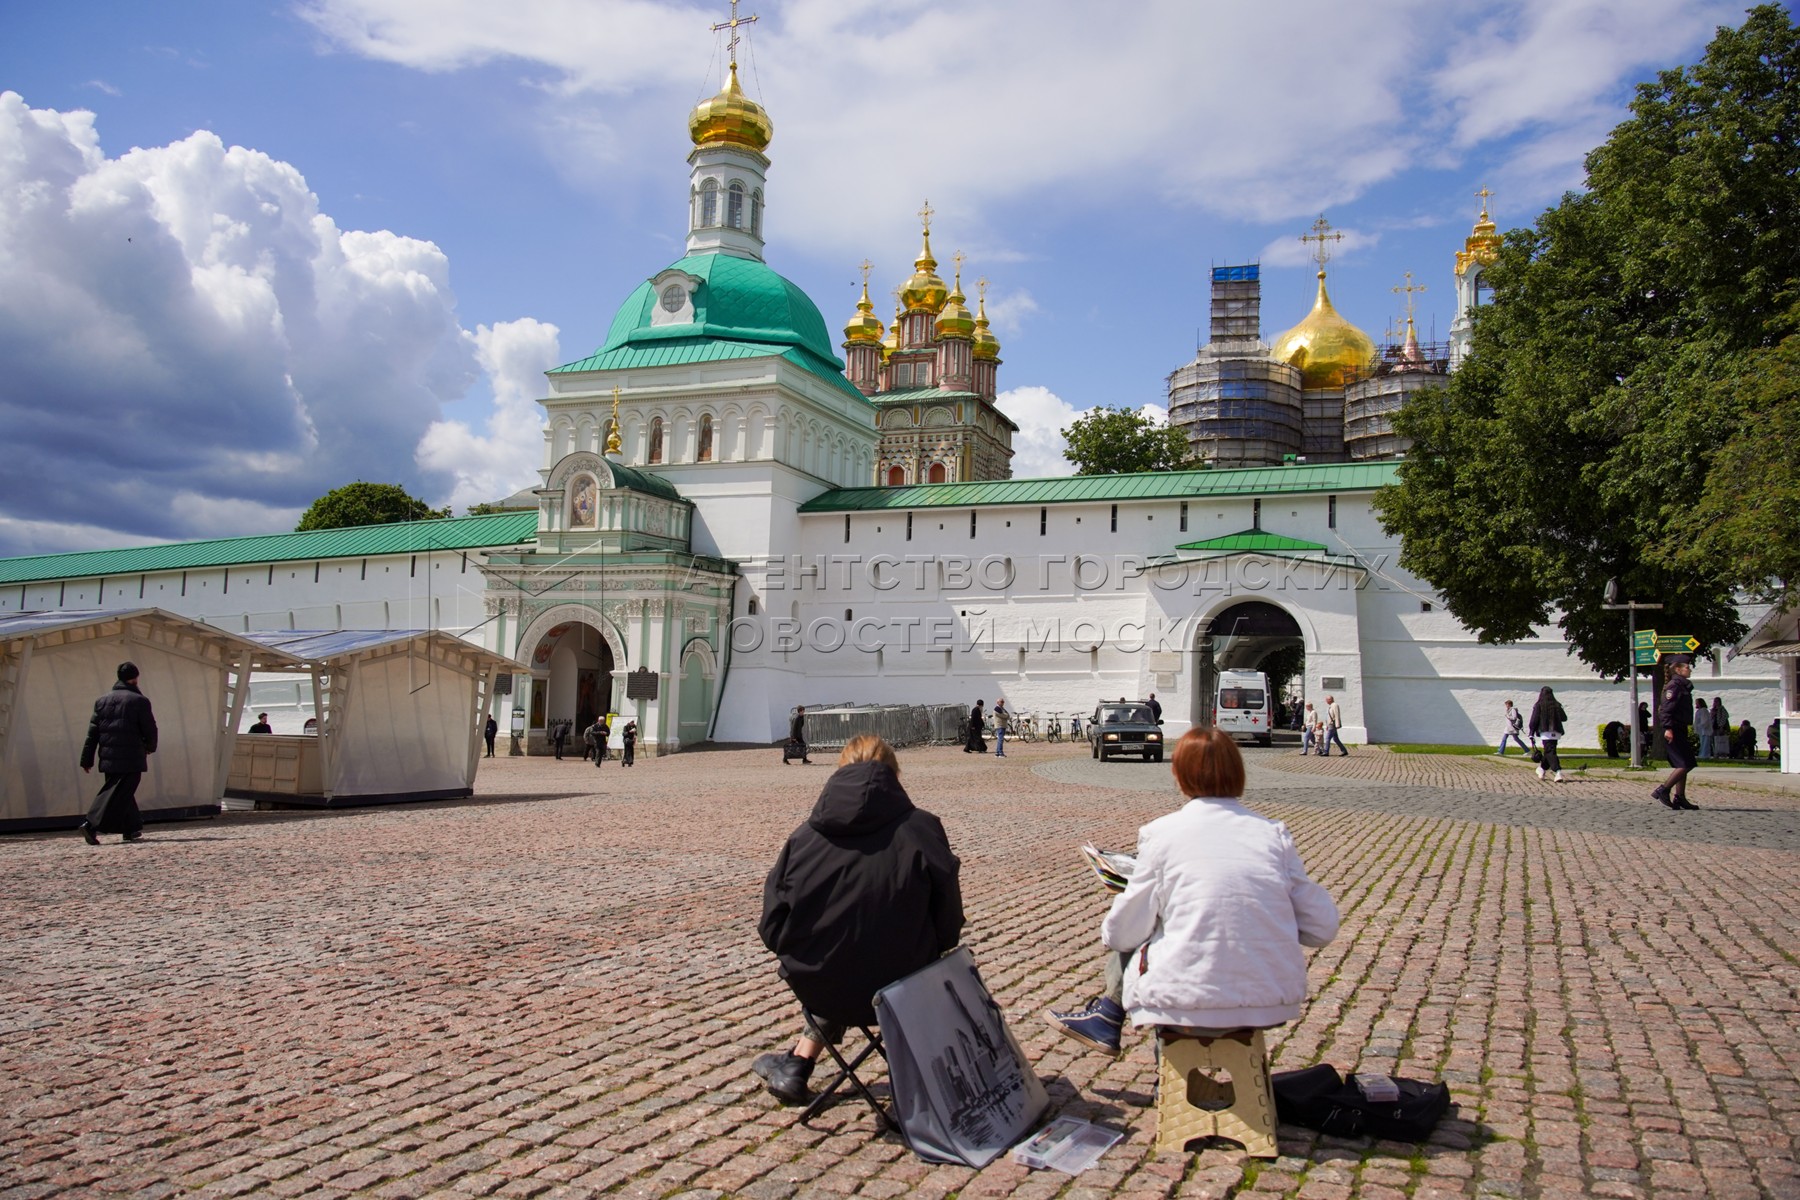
left=626, top=667, right=659, bottom=700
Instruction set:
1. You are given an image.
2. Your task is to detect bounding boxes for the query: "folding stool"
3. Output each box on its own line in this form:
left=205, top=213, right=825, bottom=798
left=786, top=983, right=894, bottom=1133
left=1154, top=1027, right=1278, bottom=1157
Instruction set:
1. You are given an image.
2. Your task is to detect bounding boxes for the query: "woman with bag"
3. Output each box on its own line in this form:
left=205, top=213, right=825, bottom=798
left=1529, top=686, right=1567, bottom=782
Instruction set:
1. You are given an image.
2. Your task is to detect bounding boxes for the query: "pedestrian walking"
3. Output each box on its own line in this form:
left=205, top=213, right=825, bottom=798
left=962, top=699, right=987, bottom=754
left=1147, top=693, right=1163, bottom=724
left=1653, top=658, right=1699, bottom=810
left=1695, top=697, right=1713, bottom=759
left=1300, top=702, right=1319, bottom=754
left=78, top=661, right=158, bottom=845
left=484, top=714, right=498, bottom=758
left=622, top=719, right=638, bottom=766
left=1496, top=700, right=1529, bottom=755
left=1711, top=698, right=1730, bottom=759
left=783, top=705, right=811, bottom=764
left=1528, top=686, right=1567, bottom=782
left=585, top=719, right=604, bottom=769
left=596, top=717, right=611, bottom=765
left=1768, top=718, right=1780, bottom=762
left=992, top=698, right=1008, bottom=757
left=1321, top=695, right=1349, bottom=756
left=552, top=719, right=568, bottom=761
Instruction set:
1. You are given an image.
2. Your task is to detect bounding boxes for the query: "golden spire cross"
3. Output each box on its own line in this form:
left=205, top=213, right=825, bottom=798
left=1475, top=187, right=1493, bottom=220
left=952, top=250, right=966, bottom=283
left=1392, top=270, right=1426, bottom=322
left=607, top=385, right=623, bottom=454
left=859, top=258, right=873, bottom=289
left=1300, top=215, right=1344, bottom=272
left=710, top=0, right=759, bottom=71
left=918, top=199, right=934, bottom=234
left=977, top=276, right=989, bottom=304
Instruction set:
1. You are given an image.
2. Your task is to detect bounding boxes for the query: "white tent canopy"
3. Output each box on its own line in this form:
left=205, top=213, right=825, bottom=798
left=229, top=630, right=526, bottom=805
left=1732, top=605, right=1800, bottom=774
left=0, top=609, right=283, bottom=831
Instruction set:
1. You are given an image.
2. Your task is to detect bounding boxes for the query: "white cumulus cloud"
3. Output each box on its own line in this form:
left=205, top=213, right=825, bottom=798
left=995, top=385, right=1083, bottom=480
left=0, top=90, right=534, bottom=554
left=417, top=317, right=563, bottom=512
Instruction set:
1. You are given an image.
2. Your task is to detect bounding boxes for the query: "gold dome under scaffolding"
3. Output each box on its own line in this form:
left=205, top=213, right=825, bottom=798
left=688, top=64, right=773, bottom=153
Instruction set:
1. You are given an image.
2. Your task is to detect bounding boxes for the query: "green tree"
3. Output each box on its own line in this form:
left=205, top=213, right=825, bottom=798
left=296, top=482, right=449, bottom=531
left=1061, top=406, right=1195, bottom=475
left=1375, top=6, right=1800, bottom=673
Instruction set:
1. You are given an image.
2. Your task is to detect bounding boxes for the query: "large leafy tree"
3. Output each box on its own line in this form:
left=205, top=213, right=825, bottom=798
left=296, top=482, right=449, bottom=531
left=1376, top=5, right=1800, bottom=674
left=1062, top=406, right=1195, bottom=476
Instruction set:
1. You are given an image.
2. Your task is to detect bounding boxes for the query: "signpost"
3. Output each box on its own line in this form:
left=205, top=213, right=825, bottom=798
left=1603, top=581, right=1663, bottom=768
left=1654, top=635, right=1700, bottom=656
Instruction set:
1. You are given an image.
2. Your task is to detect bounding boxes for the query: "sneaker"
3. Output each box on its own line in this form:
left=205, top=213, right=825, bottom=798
left=1044, top=996, right=1124, bottom=1056
left=1652, top=786, right=1677, bottom=810
left=1536, top=765, right=1546, bottom=779
left=1553, top=772, right=1564, bottom=782
left=80, top=823, right=99, bottom=846
left=751, top=1051, right=813, bottom=1104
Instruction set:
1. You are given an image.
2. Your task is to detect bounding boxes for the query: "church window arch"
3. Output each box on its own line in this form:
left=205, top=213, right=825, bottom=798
left=648, top=416, right=664, bottom=464
left=700, top=179, right=719, bottom=227
left=750, top=189, right=763, bottom=236
left=697, top=414, right=715, bottom=462
left=929, top=462, right=947, bottom=484
left=727, top=181, right=745, bottom=230
left=888, top=465, right=905, bottom=487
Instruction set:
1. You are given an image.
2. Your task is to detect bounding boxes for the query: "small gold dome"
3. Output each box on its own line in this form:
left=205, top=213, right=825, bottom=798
left=935, top=267, right=975, bottom=339
left=844, top=279, right=885, bottom=345
left=901, top=226, right=948, bottom=314
left=1270, top=271, right=1376, bottom=390
left=881, top=308, right=901, bottom=358
left=688, top=65, right=773, bottom=153
left=1455, top=200, right=1501, bottom=278
left=972, top=282, right=1001, bottom=361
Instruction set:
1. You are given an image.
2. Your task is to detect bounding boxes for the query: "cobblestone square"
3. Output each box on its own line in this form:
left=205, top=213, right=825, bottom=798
left=3, top=743, right=1797, bottom=1199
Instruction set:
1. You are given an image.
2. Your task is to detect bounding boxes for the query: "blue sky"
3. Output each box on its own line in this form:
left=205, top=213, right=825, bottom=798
left=0, top=0, right=1753, bottom=556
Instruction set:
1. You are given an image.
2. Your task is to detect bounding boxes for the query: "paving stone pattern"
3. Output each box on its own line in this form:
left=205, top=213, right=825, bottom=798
left=2, top=743, right=1796, bottom=1199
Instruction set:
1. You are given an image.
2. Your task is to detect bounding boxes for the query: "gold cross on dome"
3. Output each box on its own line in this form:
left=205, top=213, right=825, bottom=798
left=1475, top=186, right=1493, bottom=219
left=607, top=385, right=623, bottom=455
left=859, top=259, right=873, bottom=288
left=1300, top=215, right=1343, bottom=271
left=952, top=250, right=966, bottom=280
left=710, top=0, right=759, bottom=70
left=977, top=276, right=989, bottom=303
left=1392, top=270, right=1426, bottom=321
left=918, top=199, right=934, bottom=234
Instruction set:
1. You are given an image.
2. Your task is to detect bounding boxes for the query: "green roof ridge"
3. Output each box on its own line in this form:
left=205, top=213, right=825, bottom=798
left=1175, top=529, right=1330, bottom=553
left=0, top=511, right=540, bottom=586
left=799, top=461, right=1401, bottom=512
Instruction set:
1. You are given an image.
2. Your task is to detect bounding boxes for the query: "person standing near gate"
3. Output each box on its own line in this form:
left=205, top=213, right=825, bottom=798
left=79, top=662, right=158, bottom=845
left=483, top=714, right=498, bottom=758
left=621, top=719, right=638, bottom=766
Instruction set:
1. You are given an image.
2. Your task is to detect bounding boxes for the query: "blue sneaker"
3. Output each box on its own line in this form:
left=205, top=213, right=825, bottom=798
left=1044, top=996, right=1124, bottom=1055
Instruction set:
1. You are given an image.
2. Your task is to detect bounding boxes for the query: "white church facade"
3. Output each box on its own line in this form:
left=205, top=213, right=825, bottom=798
left=0, top=52, right=1788, bottom=764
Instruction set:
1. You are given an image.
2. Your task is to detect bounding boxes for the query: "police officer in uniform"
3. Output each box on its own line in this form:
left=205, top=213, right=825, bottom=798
left=1653, top=656, right=1699, bottom=810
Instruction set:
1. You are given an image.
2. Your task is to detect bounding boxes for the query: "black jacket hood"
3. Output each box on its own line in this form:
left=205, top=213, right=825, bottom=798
left=808, top=761, right=914, bottom=837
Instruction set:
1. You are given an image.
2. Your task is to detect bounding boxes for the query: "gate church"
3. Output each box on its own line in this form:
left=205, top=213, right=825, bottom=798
left=0, top=36, right=1783, bottom=755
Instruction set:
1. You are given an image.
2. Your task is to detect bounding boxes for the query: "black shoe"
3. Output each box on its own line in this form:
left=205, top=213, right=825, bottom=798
left=1676, top=798, right=1699, bottom=810
left=122, top=831, right=143, bottom=843
left=80, top=823, right=99, bottom=846
left=1652, top=786, right=1677, bottom=809
left=751, top=1052, right=813, bottom=1104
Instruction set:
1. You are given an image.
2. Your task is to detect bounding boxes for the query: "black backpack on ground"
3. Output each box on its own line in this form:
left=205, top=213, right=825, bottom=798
left=1271, top=1065, right=1450, bottom=1142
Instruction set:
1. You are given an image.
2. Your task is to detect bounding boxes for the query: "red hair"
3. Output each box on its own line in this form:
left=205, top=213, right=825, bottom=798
left=1171, top=728, right=1246, bottom=799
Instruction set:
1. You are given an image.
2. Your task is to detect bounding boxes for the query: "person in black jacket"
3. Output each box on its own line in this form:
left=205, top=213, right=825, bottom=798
left=1653, top=657, right=1699, bottom=810
left=483, top=714, right=498, bottom=758
left=1527, top=686, right=1567, bottom=782
left=751, top=735, right=964, bottom=1104
left=782, top=705, right=811, bottom=764
left=79, top=661, right=159, bottom=844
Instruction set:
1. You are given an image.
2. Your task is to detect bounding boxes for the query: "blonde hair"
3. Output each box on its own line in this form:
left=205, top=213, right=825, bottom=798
left=838, top=734, right=900, bottom=778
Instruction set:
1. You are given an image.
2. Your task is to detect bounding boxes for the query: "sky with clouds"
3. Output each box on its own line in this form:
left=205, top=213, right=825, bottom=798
left=0, top=0, right=1752, bottom=557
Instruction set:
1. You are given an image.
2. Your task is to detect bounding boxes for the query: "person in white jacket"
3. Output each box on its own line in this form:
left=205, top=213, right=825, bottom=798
left=1046, top=728, right=1339, bottom=1053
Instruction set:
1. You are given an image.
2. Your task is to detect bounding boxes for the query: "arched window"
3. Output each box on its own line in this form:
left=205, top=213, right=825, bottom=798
left=727, top=181, right=745, bottom=230
left=648, top=416, right=664, bottom=464
left=750, top=189, right=763, bottom=237
left=928, top=462, right=947, bottom=484
left=700, top=179, right=719, bottom=227
left=887, top=465, right=905, bottom=487
left=697, top=414, right=714, bottom=462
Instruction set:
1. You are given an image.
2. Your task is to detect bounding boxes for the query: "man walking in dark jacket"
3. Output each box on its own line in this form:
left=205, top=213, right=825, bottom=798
left=79, top=662, right=158, bottom=845
left=782, top=705, right=811, bottom=764
left=751, top=735, right=963, bottom=1103
left=1653, top=657, right=1700, bottom=810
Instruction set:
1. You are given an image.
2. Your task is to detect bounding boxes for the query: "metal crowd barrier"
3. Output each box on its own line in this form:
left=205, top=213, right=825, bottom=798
left=796, top=703, right=971, bottom=750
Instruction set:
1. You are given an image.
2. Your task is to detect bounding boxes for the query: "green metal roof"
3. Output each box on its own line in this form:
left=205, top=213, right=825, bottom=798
left=0, top=512, right=540, bottom=586
left=1175, top=530, right=1329, bottom=554
left=800, top=461, right=1401, bottom=512
left=605, top=460, right=683, bottom=501
left=553, top=253, right=865, bottom=402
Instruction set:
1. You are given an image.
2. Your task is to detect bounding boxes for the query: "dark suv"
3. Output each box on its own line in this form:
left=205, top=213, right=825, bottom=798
left=1088, top=701, right=1164, bottom=762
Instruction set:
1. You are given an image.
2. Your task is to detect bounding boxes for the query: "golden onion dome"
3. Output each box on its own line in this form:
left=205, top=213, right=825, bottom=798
left=972, top=292, right=1001, bottom=361
left=843, top=279, right=885, bottom=345
left=900, top=227, right=948, bottom=314
left=1269, top=271, right=1376, bottom=390
left=881, top=308, right=901, bottom=358
left=935, top=267, right=975, bottom=339
left=688, top=65, right=773, bottom=153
